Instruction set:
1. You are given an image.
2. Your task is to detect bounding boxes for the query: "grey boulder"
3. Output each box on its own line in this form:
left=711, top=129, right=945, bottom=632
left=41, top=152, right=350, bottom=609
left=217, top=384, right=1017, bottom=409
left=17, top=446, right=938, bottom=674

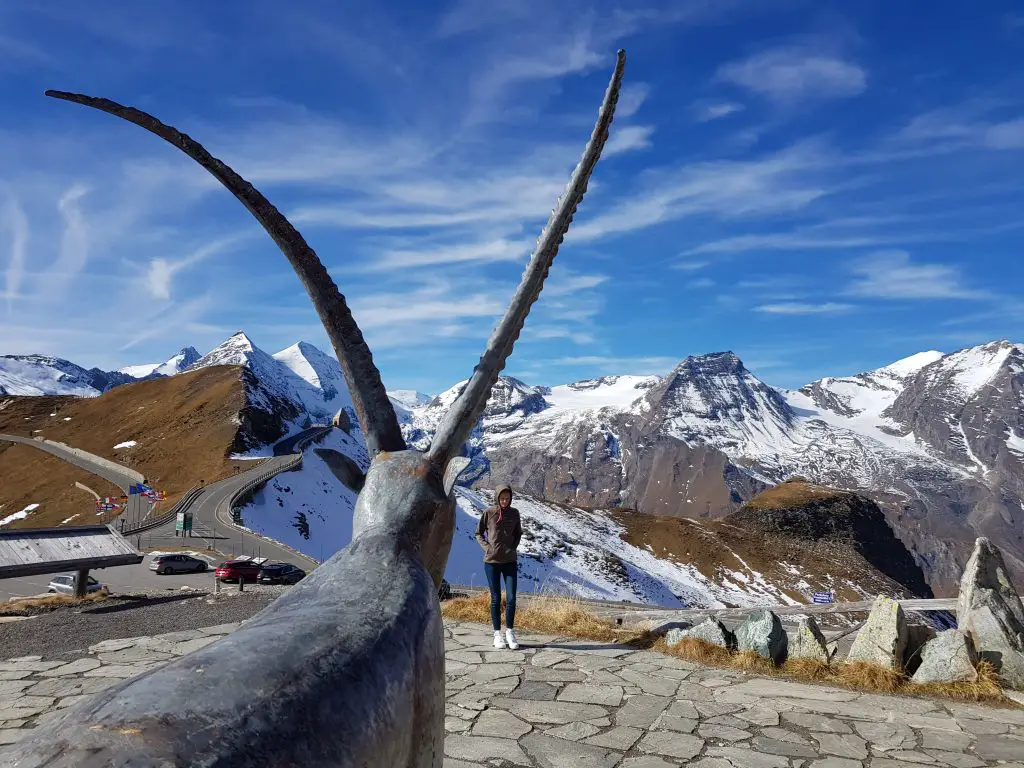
left=666, top=617, right=736, bottom=650
left=910, top=630, right=978, bottom=684
left=734, top=609, right=787, bottom=664
left=846, top=595, right=908, bottom=670
left=957, top=537, right=1024, bottom=689
left=787, top=616, right=830, bottom=663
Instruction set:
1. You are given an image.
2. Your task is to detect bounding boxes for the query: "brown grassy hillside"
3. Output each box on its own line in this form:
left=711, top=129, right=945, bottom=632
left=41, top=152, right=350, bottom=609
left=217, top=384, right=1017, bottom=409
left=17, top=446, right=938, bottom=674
left=0, top=444, right=123, bottom=527
left=613, top=511, right=917, bottom=605
left=0, top=366, right=257, bottom=528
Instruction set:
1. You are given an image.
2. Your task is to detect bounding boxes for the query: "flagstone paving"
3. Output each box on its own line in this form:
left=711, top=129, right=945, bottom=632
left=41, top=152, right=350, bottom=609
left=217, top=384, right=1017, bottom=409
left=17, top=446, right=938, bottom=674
left=1, top=620, right=1022, bottom=766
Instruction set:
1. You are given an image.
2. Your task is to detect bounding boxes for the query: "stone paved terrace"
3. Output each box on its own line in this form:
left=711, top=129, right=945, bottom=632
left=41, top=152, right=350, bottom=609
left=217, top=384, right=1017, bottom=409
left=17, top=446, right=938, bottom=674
left=1, top=621, right=1023, bottom=766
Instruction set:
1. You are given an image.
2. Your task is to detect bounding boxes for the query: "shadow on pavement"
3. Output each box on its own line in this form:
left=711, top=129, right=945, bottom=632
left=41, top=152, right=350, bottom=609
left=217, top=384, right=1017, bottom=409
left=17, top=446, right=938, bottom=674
left=82, top=592, right=209, bottom=615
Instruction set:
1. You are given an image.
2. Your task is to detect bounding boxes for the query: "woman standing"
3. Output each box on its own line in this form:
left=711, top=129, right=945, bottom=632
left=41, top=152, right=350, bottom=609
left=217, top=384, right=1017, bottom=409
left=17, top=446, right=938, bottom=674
left=475, top=485, right=522, bottom=649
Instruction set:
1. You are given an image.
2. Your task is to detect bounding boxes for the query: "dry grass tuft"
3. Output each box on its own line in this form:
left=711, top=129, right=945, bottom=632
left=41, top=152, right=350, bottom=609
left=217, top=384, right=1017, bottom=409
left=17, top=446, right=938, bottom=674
left=0, top=587, right=109, bottom=615
left=442, top=595, right=1020, bottom=705
left=834, top=661, right=904, bottom=694
left=911, top=660, right=1005, bottom=702
left=731, top=650, right=776, bottom=674
left=654, top=636, right=734, bottom=667
left=441, top=592, right=634, bottom=643
left=782, top=657, right=832, bottom=681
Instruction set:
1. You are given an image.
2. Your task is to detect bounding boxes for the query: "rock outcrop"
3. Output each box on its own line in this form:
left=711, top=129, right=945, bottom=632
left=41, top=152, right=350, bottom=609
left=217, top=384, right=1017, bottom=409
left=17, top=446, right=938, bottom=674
left=730, top=481, right=933, bottom=599
left=667, top=618, right=736, bottom=650
left=956, top=537, right=1024, bottom=689
left=846, top=596, right=908, bottom=670
left=788, top=617, right=830, bottom=663
left=734, top=609, right=787, bottom=664
left=910, top=630, right=979, bottom=684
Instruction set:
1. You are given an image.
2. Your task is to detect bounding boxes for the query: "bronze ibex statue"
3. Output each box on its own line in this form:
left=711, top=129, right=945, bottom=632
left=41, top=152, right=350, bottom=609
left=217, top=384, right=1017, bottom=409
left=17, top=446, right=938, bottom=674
left=2, top=50, right=625, bottom=767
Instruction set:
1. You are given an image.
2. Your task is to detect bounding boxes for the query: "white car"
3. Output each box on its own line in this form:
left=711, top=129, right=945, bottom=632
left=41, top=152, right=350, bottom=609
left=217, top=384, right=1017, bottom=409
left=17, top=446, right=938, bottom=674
left=47, top=574, right=106, bottom=595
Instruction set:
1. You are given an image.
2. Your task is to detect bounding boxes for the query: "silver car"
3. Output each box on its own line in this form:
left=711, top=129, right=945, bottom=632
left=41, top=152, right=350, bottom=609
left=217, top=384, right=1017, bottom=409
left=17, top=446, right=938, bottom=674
left=47, top=574, right=105, bottom=595
left=150, top=553, right=208, bottom=574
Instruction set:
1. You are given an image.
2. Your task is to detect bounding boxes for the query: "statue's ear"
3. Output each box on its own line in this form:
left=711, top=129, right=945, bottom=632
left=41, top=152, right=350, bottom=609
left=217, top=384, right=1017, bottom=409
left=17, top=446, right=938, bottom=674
left=443, top=457, right=472, bottom=496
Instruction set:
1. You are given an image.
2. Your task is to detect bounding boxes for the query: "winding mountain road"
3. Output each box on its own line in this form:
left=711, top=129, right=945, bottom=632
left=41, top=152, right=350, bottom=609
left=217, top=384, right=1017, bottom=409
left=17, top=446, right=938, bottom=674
left=2, top=426, right=331, bottom=572
left=0, top=433, right=149, bottom=526
left=127, top=426, right=331, bottom=569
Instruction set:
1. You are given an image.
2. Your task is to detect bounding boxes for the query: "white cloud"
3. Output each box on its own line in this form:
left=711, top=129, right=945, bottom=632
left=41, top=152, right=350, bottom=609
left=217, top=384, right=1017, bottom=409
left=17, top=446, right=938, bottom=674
left=754, top=302, right=854, bottom=315
left=617, top=82, right=652, bottom=118
left=694, top=101, right=745, bottom=122
left=844, top=250, right=990, bottom=300
left=716, top=47, right=866, bottom=104
left=672, top=259, right=710, bottom=271
left=985, top=119, right=1024, bottom=149
left=567, top=142, right=831, bottom=243
left=52, top=184, right=91, bottom=289
left=1, top=194, right=28, bottom=313
left=142, top=234, right=250, bottom=301
left=523, top=326, right=595, bottom=345
left=686, top=277, right=715, bottom=289
left=605, top=125, right=654, bottom=156
left=543, top=272, right=608, bottom=297
left=358, top=237, right=530, bottom=272
left=548, top=354, right=677, bottom=373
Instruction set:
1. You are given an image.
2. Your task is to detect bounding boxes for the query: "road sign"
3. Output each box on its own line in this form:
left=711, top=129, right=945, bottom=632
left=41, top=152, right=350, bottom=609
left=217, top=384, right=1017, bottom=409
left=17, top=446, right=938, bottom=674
left=175, top=512, right=193, bottom=535
left=812, top=591, right=834, bottom=604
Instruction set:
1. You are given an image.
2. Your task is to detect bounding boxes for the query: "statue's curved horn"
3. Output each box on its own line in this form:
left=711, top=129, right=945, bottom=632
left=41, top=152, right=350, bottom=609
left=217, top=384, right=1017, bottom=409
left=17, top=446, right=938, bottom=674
left=44, top=89, right=405, bottom=457
left=426, top=49, right=626, bottom=465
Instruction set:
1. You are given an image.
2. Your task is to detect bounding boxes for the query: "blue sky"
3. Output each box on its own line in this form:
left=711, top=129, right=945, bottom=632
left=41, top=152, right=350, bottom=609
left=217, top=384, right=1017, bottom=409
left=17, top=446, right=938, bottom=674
left=2, top=1, right=1023, bottom=394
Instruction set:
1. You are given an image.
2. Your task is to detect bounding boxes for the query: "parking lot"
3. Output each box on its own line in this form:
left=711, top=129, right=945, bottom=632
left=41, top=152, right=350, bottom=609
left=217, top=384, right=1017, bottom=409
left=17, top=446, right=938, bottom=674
left=0, top=550, right=221, bottom=601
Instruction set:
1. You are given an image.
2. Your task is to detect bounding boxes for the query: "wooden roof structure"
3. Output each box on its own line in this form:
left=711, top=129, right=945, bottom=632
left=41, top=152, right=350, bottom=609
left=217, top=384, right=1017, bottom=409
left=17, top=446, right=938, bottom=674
left=0, top=524, right=143, bottom=579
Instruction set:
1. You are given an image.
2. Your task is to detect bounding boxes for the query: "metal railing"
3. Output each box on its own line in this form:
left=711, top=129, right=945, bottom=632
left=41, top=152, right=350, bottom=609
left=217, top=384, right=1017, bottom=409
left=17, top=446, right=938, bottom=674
left=121, top=485, right=203, bottom=535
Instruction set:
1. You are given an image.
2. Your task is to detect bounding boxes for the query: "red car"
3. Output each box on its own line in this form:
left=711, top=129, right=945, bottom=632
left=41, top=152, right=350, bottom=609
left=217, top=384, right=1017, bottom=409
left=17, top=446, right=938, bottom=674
left=214, top=559, right=262, bottom=583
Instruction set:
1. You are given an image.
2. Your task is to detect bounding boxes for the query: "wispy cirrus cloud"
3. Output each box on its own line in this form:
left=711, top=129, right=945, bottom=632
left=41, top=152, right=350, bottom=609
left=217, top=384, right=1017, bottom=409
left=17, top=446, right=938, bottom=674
left=141, top=234, right=251, bottom=301
left=0, top=193, right=28, bottom=312
left=547, top=354, right=677, bottom=373
left=693, top=101, right=745, bottom=122
left=716, top=46, right=867, bottom=104
left=566, top=141, right=833, bottom=243
left=617, top=83, right=651, bottom=118
left=843, top=250, right=991, bottom=300
left=754, top=301, right=854, bottom=315
left=605, top=125, right=655, bottom=156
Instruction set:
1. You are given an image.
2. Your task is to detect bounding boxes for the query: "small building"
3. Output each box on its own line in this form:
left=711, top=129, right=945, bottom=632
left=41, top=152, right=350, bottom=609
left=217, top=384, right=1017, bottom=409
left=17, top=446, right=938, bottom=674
left=0, top=524, right=143, bottom=597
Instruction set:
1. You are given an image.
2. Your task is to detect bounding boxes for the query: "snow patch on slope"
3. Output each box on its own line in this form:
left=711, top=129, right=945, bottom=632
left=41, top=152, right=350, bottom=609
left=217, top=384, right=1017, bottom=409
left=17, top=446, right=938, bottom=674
left=235, top=428, right=369, bottom=559
left=0, top=503, right=39, bottom=527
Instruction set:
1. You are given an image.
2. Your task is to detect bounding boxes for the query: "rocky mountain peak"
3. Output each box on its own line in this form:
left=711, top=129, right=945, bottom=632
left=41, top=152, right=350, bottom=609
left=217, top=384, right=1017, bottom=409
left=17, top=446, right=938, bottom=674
left=644, top=351, right=794, bottom=440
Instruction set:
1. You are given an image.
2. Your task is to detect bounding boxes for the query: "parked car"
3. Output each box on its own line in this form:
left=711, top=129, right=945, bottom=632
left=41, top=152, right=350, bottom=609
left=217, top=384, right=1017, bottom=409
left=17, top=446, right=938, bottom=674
left=257, top=562, right=306, bottom=585
left=47, top=574, right=105, bottom=595
left=214, top=559, right=262, bottom=582
left=150, top=553, right=208, bottom=575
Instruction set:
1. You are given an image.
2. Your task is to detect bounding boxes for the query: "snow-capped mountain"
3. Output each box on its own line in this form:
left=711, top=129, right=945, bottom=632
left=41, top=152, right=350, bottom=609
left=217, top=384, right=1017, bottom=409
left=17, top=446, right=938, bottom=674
left=118, top=347, right=200, bottom=379
left=0, top=354, right=136, bottom=397
left=396, top=342, right=1024, bottom=593
left=184, top=332, right=358, bottom=443
left=237, top=431, right=925, bottom=608
left=7, top=330, right=1024, bottom=594
left=388, top=390, right=432, bottom=410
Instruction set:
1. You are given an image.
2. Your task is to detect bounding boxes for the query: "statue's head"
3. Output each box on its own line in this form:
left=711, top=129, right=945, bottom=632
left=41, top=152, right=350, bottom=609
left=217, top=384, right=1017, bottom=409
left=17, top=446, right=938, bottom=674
left=45, top=50, right=626, bottom=584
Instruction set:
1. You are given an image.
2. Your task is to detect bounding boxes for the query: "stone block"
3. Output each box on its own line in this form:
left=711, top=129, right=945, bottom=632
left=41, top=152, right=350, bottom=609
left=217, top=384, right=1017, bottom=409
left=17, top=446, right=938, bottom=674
left=666, top=617, right=736, bottom=650
left=788, top=616, right=830, bottom=663
left=735, top=609, right=787, bottom=664
left=846, top=595, right=908, bottom=670
left=910, top=630, right=979, bottom=684
left=957, top=537, right=1024, bottom=689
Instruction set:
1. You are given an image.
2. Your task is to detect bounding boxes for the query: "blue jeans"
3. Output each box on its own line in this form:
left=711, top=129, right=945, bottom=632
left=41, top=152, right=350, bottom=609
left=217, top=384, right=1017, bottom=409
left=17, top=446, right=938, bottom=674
left=484, top=561, right=517, bottom=631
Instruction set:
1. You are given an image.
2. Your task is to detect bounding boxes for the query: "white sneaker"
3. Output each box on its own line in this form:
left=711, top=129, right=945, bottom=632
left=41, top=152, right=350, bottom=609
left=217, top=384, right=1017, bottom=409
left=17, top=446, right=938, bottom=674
left=505, top=629, right=519, bottom=650
left=493, top=630, right=507, bottom=649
